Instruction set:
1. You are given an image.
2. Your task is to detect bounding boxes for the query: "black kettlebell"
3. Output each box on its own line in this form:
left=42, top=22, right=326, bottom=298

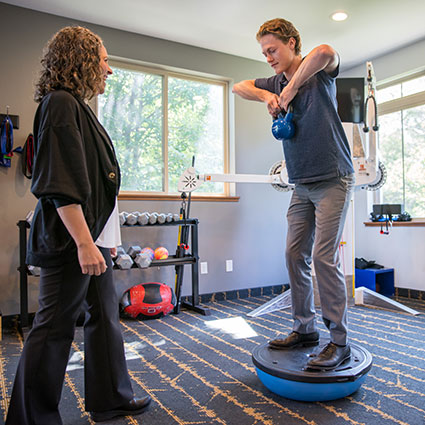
left=271, top=105, right=295, bottom=140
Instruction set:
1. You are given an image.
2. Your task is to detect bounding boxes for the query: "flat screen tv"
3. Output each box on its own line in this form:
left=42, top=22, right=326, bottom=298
left=336, top=77, right=365, bottom=123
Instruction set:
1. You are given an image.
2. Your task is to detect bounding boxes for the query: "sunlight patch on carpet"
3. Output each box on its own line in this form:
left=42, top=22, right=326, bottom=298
left=205, top=316, right=258, bottom=339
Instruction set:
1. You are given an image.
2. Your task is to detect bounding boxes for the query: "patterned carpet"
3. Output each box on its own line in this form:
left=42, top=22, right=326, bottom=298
left=1, top=295, right=425, bottom=425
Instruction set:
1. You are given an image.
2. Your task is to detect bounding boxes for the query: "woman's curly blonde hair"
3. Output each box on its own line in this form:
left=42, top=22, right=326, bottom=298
left=256, top=18, right=301, bottom=56
left=35, top=26, right=103, bottom=102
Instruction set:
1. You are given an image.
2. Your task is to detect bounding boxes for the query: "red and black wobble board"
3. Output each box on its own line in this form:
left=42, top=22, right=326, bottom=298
left=120, top=282, right=176, bottom=320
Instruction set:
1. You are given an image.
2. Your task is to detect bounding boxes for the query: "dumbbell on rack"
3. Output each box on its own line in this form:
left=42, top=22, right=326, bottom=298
left=113, top=246, right=134, bottom=269
left=119, top=212, right=127, bottom=226
left=127, top=245, right=142, bottom=259
left=113, top=245, right=156, bottom=269
left=125, top=212, right=139, bottom=226
left=119, top=211, right=182, bottom=225
left=134, top=249, right=154, bottom=268
left=148, top=212, right=158, bottom=224
left=137, top=212, right=149, bottom=225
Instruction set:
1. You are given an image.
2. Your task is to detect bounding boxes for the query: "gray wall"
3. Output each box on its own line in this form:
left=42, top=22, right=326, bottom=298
left=340, top=40, right=425, bottom=292
left=0, top=3, right=290, bottom=316
left=2, top=3, right=424, bottom=317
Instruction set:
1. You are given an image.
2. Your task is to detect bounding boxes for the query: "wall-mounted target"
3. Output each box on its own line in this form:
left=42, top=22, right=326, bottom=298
left=252, top=340, right=372, bottom=402
left=364, top=161, right=387, bottom=191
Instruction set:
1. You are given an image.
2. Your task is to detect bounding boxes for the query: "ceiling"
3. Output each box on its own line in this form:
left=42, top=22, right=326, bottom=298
left=4, top=0, right=425, bottom=71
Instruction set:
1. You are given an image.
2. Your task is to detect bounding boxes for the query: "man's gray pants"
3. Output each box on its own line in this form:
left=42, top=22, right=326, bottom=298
left=286, top=175, right=354, bottom=346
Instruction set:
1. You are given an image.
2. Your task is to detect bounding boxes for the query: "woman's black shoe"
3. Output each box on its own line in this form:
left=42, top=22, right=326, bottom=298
left=90, top=396, right=151, bottom=422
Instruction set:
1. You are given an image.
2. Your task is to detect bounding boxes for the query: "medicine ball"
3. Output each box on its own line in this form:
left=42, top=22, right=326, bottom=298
left=120, top=282, right=176, bottom=320
left=154, top=246, right=169, bottom=260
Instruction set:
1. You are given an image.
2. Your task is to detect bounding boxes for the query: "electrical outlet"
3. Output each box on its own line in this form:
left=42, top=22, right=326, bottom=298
left=226, top=259, right=233, bottom=272
left=200, top=262, right=208, bottom=274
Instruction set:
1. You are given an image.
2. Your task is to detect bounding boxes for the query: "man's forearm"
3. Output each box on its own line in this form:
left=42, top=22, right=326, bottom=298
left=233, top=79, right=280, bottom=116
left=287, top=44, right=338, bottom=92
left=233, top=79, right=270, bottom=102
left=278, top=44, right=338, bottom=110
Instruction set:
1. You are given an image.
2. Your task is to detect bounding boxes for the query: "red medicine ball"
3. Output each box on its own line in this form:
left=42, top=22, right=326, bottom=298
left=120, top=282, right=176, bottom=320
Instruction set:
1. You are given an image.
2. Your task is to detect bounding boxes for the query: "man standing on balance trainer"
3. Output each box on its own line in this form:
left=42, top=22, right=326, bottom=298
left=233, top=18, right=354, bottom=369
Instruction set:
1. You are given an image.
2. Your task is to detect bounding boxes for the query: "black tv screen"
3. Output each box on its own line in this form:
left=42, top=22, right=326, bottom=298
left=336, top=78, right=365, bottom=123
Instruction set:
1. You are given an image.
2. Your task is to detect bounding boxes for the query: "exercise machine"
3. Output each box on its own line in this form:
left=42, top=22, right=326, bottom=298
left=345, top=61, right=386, bottom=191
left=178, top=159, right=294, bottom=193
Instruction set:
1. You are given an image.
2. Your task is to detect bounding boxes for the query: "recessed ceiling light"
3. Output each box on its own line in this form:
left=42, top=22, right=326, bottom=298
left=331, top=11, right=348, bottom=21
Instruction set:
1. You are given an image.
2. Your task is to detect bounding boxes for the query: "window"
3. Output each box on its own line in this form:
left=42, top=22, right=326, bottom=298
left=97, top=61, right=229, bottom=197
left=376, top=70, right=425, bottom=217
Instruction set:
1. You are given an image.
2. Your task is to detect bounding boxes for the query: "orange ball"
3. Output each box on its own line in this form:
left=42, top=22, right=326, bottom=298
left=154, top=246, right=169, bottom=260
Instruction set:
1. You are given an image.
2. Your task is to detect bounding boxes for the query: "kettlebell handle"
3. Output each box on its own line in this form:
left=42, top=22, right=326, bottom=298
left=277, top=104, right=293, bottom=119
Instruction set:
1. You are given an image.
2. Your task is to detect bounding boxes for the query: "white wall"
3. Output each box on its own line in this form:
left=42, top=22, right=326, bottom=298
left=353, top=190, right=425, bottom=291
left=341, top=38, right=425, bottom=80
left=341, top=40, right=425, bottom=291
left=1, top=3, right=424, bottom=318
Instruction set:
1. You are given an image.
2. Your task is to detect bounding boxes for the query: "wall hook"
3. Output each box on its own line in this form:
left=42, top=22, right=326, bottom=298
left=0, top=107, right=19, bottom=129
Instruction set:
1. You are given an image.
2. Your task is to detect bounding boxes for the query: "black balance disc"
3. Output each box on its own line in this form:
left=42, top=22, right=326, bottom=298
left=252, top=340, right=372, bottom=401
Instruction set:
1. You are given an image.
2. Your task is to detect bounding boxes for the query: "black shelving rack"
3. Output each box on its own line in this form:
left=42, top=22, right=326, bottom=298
left=17, top=218, right=210, bottom=331
left=119, top=219, right=210, bottom=315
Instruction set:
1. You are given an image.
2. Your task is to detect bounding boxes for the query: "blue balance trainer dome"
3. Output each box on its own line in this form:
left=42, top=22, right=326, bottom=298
left=252, top=340, right=372, bottom=402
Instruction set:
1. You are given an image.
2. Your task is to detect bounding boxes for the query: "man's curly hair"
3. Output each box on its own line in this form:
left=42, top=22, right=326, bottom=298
left=256, top=18, right=301, bottom=56
left=35, top=26, right=103, bottom=102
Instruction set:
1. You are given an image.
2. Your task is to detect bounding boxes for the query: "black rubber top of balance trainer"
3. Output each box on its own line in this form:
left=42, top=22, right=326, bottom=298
left=252, top=340, right=373, bottom=383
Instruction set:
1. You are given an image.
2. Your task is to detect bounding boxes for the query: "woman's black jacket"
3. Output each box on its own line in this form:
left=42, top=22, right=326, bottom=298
left=26, top=90, right=120, bottom=267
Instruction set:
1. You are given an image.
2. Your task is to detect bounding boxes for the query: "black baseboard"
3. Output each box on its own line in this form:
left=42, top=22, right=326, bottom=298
left=395, top=287, right=425, bottom=300
left=1, top=313, right=31, bottom=331
left=180, top=284, right=425, bottom=306
left=181, top=283, right=290, bottom=305
left=1, top=310, right=86, bottom=332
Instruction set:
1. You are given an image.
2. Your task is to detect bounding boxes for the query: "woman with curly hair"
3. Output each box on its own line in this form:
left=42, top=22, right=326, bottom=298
left=6, top=26, right=151, bottom=424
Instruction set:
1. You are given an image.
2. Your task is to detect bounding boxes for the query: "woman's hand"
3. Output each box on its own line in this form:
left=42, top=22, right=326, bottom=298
left=77, top=242, right=107, bottom=276
left=56, top=203, right=107, bottom=275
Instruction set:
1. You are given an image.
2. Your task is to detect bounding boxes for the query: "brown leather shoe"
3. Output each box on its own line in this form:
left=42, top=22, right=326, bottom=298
left=307, top=342, right=351, bottom=370
left=90, top=396, right=151, bottom=422
left=269, top=331, right=320, bottom=349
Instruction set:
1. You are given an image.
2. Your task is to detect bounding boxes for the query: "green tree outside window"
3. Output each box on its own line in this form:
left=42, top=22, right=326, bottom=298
left=98, top=65, right=227, bottom=195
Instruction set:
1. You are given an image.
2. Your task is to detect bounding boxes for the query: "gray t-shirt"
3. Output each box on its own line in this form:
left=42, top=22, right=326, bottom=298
left=255, top=69, right=354, bottom=184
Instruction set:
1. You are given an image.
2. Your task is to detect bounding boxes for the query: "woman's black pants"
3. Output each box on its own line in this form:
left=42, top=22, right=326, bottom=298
left=6, top=247, right=133, bottom=425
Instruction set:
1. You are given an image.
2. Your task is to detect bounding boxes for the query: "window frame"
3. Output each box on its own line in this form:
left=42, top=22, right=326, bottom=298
left=377, top=68, right=425, bottom=114
left=95, top=58, right=237, bottom=201
left=375, top=68, right=425, bottom=218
